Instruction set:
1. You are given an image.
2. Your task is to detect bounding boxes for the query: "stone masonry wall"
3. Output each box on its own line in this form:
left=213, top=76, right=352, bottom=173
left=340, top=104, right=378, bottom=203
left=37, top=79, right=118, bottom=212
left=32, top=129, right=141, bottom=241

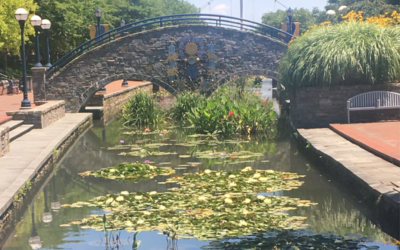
left=7, top=101, right=66, bottom=129
left=44, top=25, right=287, bottom=112
left=103, top=83, right=152, bottom=125
left=0, top=127, right=10, bottom=158
left=290, top=84, right=400, bottom=128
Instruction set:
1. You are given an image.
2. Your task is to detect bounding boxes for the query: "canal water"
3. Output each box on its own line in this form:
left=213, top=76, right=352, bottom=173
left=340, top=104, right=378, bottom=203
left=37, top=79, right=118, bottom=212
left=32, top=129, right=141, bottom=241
left=1, top=81, right=398, bottom=250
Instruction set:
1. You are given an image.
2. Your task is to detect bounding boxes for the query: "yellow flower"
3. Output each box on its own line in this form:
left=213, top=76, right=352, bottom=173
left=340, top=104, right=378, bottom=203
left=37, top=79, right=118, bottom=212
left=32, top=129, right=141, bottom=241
left=135, top=195, right=143, bottom=200
left=143, top=211, right=151, bottom=215
left=120, top=191, right=129, bottom=195
left=257, top=195, right=266, bottom=200
left=253, top=173, right=261, bottom=178
left=204, top=169, right=212, bottom=174
left=116, top=196, right=124, bottom=202
left=242, top=198, right=251, bottom=204
left=259, top=177, right=268, bottom=182
left=241, top=166, right=252, bottom=172
left=229, top=182, right=237, bottom=187
left=137, top=220, right=144, bottom=224
left=149, top=191, right=157, bottom=195
left=239, top=220, right=247, bottom=226
left=159, top=205, right=166, bottom=210
left=216, top=172, right=221, bottom=176
left=229, top=175, right=236, bottom=179
left=224, top=198, right=233, bottom=204
left=242, top=208, right=249, bottom=215
left=109, top=169, right=116, bottom=173
left=198, top=196, right=208, bottom=201
left=105, top=198, right=114, bottom=204
left=247, top=178, right=258, bottom=183
left=224, top=194, right=231, bottom=198
left=264, top=198, right=272, bottom=204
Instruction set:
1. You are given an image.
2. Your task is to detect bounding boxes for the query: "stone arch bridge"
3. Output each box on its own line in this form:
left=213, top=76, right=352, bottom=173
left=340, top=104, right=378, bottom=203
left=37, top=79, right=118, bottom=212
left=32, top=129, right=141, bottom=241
left=34, top=14, right=291, bottom=112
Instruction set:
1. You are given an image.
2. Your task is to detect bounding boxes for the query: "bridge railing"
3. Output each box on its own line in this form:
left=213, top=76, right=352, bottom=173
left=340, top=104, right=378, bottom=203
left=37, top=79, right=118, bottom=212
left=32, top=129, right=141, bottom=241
left=46, top=13, right=295, bottom=78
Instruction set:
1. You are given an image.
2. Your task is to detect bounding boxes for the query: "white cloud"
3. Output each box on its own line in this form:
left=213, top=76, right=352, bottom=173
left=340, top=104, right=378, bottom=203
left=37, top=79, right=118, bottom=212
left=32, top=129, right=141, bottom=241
left=212, top=4, right=229, bottom=15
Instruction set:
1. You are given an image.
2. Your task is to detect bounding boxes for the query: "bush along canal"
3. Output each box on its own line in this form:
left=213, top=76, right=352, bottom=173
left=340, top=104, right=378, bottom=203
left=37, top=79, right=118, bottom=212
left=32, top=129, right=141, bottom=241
left=0, top=79, right=399, bottom=249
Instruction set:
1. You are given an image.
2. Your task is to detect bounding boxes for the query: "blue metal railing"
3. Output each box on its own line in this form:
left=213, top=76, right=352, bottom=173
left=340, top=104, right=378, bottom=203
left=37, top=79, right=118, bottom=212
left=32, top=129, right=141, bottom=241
left=46, top=13, right=295, bottom=77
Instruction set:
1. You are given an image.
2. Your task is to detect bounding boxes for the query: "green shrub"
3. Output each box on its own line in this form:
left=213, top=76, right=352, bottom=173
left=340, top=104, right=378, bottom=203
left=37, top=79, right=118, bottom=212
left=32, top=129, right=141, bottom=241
left=170, top=91, right=206, bottom=121
left=121, top=91, right=165, bottom=126
left=187, top=84, right=276, bottom=137
left=279, top=22, right=400, bottom=89
left=253, top=76, right=262, bottom=86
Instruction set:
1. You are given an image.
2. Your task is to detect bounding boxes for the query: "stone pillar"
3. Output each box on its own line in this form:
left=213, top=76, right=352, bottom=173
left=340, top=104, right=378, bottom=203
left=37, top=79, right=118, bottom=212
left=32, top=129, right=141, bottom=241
left=31, top=67, right=47, bottom=104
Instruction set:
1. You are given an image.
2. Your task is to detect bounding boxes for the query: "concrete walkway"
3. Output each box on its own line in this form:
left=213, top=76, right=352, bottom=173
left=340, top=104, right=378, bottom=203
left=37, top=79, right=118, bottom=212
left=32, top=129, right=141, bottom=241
left=0, top=113, right=91, bottom=216
left=298, top=128, right=400, bottom=205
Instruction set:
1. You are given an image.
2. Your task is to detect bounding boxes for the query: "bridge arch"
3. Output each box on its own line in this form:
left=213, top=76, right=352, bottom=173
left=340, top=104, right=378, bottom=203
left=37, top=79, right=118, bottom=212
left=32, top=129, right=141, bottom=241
left=44, top=16, right=289, bottom=112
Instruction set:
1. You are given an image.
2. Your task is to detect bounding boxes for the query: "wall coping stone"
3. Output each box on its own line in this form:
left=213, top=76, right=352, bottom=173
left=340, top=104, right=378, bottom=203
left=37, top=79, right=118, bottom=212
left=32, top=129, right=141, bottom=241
left=6, top=100, right=65, bottom=116
left=102, top=82, right=151, bottom=100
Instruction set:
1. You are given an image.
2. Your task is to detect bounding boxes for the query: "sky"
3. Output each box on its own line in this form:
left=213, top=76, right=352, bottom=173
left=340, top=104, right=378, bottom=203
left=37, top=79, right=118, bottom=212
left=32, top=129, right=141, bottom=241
left=186, top=0, right=328, bottom=22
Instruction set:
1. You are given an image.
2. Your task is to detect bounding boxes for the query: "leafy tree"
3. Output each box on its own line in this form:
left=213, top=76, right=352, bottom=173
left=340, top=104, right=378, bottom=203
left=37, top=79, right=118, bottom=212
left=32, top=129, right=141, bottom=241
left=261, top=8, right=326, bottom=35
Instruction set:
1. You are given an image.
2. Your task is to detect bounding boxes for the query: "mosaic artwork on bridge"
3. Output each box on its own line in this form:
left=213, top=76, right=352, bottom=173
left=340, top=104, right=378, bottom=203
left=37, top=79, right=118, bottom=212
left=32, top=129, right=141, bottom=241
left=168, top=35, right=219, bottom=93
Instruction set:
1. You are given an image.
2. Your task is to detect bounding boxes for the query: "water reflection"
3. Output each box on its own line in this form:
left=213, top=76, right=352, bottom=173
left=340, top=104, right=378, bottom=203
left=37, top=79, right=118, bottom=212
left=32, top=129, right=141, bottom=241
left=1, top=120, right=399, bottom=249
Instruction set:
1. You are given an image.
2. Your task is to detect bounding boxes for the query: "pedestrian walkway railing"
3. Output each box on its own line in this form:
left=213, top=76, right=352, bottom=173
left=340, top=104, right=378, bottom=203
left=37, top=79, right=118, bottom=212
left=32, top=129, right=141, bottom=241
left=46, top=13, right=295, bottom=78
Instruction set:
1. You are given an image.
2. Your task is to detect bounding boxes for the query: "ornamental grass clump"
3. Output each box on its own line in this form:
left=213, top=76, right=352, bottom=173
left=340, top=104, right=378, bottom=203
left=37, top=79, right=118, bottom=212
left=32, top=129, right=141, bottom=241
left=121, top=91, right=166, bottom=126
left=279, top=22, right=400, bottom=89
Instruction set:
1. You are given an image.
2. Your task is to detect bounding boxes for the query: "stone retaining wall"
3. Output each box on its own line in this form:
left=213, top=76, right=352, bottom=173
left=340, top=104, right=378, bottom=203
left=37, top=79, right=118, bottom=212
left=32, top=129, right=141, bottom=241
left=290, top=84, right=400, bottom=128
left=103, top=83, right=152, bottom=125
left=6, top=101, right=66, bottom=129
left=0, top=127, right=10, bottom=158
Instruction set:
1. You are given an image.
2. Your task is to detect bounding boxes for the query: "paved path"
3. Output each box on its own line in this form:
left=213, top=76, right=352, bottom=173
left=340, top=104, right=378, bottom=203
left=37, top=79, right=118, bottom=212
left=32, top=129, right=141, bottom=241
left=298, top=128, right=400, bottom=205
left=93, top=80, right=150, bottom=96
left=330, top=122, right=400, bottom=165
left=0, top=113, right=91, bottom=216
left=0, top=92, right=35, bottom=124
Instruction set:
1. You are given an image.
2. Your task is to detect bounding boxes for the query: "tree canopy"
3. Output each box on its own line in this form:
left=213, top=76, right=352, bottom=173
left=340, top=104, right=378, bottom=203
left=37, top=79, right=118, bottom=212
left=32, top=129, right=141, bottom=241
left=261, top=8, right=326, bottom=35
left=0, top=0, right=37, bottom=54
left=279, top=22, right=400, bottom=89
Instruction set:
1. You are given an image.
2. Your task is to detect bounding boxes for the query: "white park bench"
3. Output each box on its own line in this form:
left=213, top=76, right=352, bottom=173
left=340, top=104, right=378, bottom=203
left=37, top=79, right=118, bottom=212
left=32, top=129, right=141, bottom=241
left=347, top=91, right=400, bottom=123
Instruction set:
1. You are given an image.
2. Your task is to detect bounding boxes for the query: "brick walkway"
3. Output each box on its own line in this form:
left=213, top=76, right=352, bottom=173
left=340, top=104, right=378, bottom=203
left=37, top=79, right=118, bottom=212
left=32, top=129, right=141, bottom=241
left=298, top=128, right=400, bottom=206
left=330, top=122, right=400, bottom=165
left=0, top=92, right=35, bottom=124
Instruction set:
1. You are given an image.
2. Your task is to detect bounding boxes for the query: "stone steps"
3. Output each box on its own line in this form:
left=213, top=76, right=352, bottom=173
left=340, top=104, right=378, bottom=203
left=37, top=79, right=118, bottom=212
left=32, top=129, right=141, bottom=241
left=0, top=120, right=24, bottom=131
left=9, top=124, right=34, bottom=142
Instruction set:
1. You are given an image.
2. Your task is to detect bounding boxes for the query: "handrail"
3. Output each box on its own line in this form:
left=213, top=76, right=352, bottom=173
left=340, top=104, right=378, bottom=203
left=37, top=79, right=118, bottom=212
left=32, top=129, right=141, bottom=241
left=46, top=13, right=295, bottom=77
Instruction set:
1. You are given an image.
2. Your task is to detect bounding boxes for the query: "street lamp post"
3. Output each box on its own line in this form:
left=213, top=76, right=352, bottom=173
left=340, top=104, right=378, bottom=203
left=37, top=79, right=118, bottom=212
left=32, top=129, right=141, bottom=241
left=95, top=7, right=106, bottom=91
left=287, top=7, right=293, bottom=35
left=30, top=15, right=42, bottom=67
left=95, top=7, right=102, bottom=37
left=15, top=8, right=31, bottom=108
left=41, top=19, right=52, bottom=68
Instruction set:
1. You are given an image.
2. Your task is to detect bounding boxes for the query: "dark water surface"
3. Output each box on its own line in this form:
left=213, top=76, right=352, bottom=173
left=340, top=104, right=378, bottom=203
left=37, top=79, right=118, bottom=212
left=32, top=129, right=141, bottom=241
left=1, top=82, right=399, bottom=250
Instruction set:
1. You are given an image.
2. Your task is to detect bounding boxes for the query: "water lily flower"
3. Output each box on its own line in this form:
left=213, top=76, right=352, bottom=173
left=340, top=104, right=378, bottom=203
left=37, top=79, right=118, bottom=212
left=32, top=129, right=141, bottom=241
left=264, top=198, right=272, bottom=204
left=159, top=205, right=166, bottom=210
left=204, top=169, right=212, bottom=174
left=253, top=173, right=261, bottom=179
left=105, top=198, right=114, bottom=204
left=135, top=195, right=143, bottom=200
left=239, top=220, right=248, bottom=226
left=116, top=196, right=124, bottom=202
left=242, top=198, right=251, bottom=204
left=241, top=166, right=252, bottom=172
left=228, top=182, right=237, bottom=187
left=149, top=191, right=157, bottom=195
left=224, top=198, right=233, bottom=204
left=144, top=128, right=150, bottom=132
left=159, top=133, right=164, bottom=136
left=120, top=140, right=125, bottom=143
left=257, top=195, right=266, bottom=200
left=137, top=219, right=144, bottom=224
left=121, top=191, right=129, bottom=195
left=144, top=160, right=150, bottom=163
left=221, top=152, right=226, bottom=156
left=213, top=136, right=217, bottom=140
left=209, top=152, right=214, bottom=156
left=162, top=129, right=167, bottom=133
left=228, top=175, right=236, bottom=179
